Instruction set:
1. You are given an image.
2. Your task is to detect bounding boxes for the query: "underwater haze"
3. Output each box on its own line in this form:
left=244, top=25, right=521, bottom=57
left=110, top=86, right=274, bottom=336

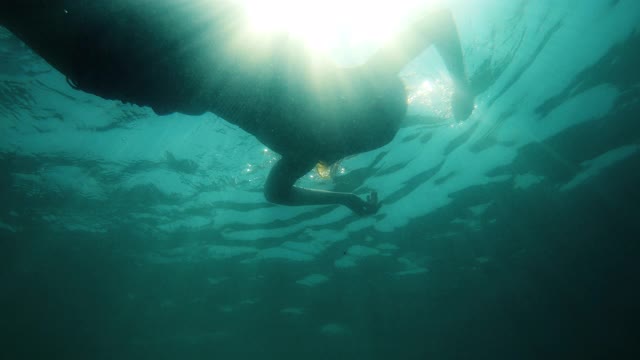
left=1, top=0, right=639, bottom=359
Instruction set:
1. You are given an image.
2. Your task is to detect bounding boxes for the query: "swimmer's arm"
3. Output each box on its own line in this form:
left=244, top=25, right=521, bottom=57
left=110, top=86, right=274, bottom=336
left=430, top=10, right=468, bottom=85
left=426, top=9, right=475, bottom=120
left=367, top=9, right=466, bottom=79
left=366, top=8, right=474, bottom=120
left=265, top=157, right=379, bottom=215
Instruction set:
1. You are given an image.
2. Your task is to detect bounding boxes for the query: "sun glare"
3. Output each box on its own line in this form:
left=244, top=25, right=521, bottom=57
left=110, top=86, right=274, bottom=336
left=237, top=0, right=433, bottom=52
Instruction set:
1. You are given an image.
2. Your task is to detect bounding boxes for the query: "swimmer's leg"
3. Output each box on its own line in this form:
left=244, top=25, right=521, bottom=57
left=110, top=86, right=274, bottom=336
left=265, top=156, right=380, bottom=215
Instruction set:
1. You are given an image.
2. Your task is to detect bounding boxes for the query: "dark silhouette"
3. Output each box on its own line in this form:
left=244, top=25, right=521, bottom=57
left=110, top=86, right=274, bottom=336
left=1, top=0, right=474, bottom=215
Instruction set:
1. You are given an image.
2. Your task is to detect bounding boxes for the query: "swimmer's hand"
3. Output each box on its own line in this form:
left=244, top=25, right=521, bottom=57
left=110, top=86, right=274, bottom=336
left=345, top=191, right=380, bottom=216
left=452, top=81, right=474, bottom=121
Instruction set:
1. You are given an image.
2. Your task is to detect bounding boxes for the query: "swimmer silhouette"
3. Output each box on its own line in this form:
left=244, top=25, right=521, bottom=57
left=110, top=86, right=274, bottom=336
left=1, top=1, right=474, bottom=215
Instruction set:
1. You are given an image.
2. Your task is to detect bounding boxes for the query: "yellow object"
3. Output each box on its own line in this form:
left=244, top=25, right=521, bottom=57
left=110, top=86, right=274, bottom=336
left=315, top=161, right=332, bottom=179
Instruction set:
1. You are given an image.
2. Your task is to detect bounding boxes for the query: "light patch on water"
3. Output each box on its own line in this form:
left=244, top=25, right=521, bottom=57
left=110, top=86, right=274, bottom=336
left=121, top=168, right=196, bottom=198
left=469, top=202, right=492, bottom=216
left=395, top=257, right=428, bottom=276
left=296, top=274, right=329, bottom=287
left=371, top=137, right=517, bottom=232
left=347, top=245, right=380, bottom=257
left=514, top=173, right=545, bottom=190
left=239, top=298, right=259, bottom=306
left=243, top=247, right=315, bottom=263
left=561, top=145, right=640, bottom=191
left=145, top=253, right=176, bottom=265
left=0, top=221, right=16, bottom=233
left=249, top=274, right=265, bottom=282
left=63, top=222, right=108, bottom=234
left=241, top=229, right=352, bottom=263
left=334, top=256, right=357, bottom=269
left=207, top=276, right=228, bottom=286
left=13, top=165, right=106, bottom=200
left=219, top=305, right=233, bottom=313
left=39, top=213, right=109, bottom=234
left=396, top=268, right=429, bottom=276
left=282, top=240, right=328, bottom=257
left=281, top=307, right=305, bottom=316
left=450, top=217, right=481, bottom=231
left=533, top=85, right=619, bottom=142
left=376, top=243, right=399, bottom=251
left=320, top=323, right=351, bottom=337
left=206, top=245, right=258, bottom=259
left=169, top=331, right=230, bottom=345
left=157, top=216, right=213, bottom=232
left=220, top=208, right=351, bottom=242
left=160, top=299, right=176, bottom=308
left=335, top=245, right=380, bottom=269
left=145, top=245, right=257, bottom=264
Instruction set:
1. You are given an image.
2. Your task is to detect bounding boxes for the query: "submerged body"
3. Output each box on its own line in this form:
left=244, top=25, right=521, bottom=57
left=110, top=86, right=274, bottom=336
left=1, top=0, right=473, bottom=214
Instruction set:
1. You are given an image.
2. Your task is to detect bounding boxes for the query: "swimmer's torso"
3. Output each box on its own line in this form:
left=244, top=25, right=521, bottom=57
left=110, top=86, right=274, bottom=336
left=2, top=0, right=406, bottom=162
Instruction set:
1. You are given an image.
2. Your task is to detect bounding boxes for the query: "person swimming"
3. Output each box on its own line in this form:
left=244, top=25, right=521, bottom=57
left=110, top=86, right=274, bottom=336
left=1, top=0, right=474, bottom=215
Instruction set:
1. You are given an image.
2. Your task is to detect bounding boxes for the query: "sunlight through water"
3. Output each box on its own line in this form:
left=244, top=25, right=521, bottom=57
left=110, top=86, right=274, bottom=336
left=237, top=0, right=455, bottom=127
left=237, top=0, right=436, bottom=52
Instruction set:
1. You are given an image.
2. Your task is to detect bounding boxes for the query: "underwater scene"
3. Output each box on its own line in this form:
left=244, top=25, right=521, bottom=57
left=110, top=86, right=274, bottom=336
left=1, top=0, right=639, bottom=359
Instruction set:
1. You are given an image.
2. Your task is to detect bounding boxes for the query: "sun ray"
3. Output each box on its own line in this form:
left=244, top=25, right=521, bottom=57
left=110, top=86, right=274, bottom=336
left=236, top=0, right=436, bottom=53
